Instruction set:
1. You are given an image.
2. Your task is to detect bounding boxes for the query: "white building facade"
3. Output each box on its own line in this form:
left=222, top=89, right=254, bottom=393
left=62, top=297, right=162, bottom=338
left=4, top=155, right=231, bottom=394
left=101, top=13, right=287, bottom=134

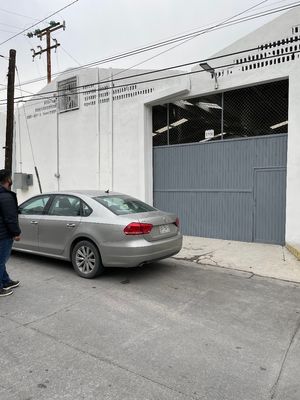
left=4, top=8, right=300, bottom=257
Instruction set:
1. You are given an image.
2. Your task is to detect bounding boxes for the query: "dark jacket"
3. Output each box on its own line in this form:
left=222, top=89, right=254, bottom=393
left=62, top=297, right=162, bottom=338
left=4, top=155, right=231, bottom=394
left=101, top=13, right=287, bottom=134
left=0, top=186, right=21, bottom=240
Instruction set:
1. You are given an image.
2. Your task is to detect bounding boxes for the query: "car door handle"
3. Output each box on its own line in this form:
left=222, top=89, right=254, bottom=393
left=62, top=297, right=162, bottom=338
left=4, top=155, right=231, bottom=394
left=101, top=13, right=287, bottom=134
left=30, top=220, right=38, bottom=225
left=66, top=223, right=76, bottom=228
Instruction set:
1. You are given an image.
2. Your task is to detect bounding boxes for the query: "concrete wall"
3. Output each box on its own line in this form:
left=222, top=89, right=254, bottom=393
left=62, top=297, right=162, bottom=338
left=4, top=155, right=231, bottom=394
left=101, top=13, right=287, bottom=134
left=286, top=70, right=300, bottom=256
left=0, top=111, right=6, bottom=166
left=11, top=8, right=300, bottom=254
left=187, top=7, right=300, bottom=254
left=15, top=67, right=189, bottom=205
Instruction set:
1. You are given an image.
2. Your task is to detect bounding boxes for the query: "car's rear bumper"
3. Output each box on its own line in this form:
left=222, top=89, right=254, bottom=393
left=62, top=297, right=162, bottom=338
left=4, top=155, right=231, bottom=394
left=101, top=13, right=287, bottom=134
left=100, top=234, right=183, bottom=267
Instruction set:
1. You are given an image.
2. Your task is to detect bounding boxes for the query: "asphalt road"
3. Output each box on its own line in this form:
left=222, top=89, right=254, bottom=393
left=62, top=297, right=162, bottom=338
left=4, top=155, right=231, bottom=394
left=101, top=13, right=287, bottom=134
left=0, top=253, right=300, bottom=400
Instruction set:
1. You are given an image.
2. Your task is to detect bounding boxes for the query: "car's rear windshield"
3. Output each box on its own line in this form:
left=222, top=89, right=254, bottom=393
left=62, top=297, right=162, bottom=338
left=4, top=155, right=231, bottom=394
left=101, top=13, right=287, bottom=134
left=93, top=195, right=156, bottom=215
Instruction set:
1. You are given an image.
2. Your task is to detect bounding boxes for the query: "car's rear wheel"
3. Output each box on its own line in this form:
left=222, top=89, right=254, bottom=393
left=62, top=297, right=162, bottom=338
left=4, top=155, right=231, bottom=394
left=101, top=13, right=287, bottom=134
left=71, top=240, right=104, bottom=278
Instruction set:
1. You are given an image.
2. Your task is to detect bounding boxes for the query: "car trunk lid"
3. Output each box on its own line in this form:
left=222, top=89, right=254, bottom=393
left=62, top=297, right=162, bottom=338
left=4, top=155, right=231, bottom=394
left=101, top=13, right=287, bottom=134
left=136, top=211, right=179, bottom=242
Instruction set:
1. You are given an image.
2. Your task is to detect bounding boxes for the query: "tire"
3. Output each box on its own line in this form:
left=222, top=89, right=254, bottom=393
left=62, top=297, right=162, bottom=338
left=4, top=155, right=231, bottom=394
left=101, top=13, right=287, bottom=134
left=71, top=240, right=104, bottom=279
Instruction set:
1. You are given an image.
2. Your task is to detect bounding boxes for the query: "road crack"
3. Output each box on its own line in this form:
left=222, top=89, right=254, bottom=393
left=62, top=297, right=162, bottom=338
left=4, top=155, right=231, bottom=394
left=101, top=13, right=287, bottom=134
left=270, top=318, right=300, bottom=399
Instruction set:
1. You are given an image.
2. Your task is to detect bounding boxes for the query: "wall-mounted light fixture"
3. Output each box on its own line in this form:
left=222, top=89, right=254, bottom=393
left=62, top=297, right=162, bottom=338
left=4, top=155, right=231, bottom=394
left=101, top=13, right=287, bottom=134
left=200, top=62, right=219, bottom=90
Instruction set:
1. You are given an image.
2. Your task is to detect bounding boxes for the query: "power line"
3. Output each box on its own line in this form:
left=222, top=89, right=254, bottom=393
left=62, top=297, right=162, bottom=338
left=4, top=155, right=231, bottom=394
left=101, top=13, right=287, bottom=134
left=0, top=45, right=263, bottom=102
left=47, top=0, right=268, bottom=87
left=2, top=1, right=267, bottom=108
left=0, top=22, right=23, bottom=29
left=3, top=48, right=298, bottom=106
left=15, top=66, right=43, bottom=193
left=5, top=0, right=300, bottom=91
left=0, top=7, right=39, bottom=21
left=0, top=29, right=18, bottom=34
left=72, top=1, right=300, bottom=68
left=109, top=0, right=269, bottom=81
left=0, top=82, right=34, bottom=95
left=0, top=0, right=79, bottom=46
left=60, top=45, right=81, bottom=66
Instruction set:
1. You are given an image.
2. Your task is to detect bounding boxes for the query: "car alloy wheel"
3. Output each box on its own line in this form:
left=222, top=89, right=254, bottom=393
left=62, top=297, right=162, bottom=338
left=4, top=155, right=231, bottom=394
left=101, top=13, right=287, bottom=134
left=71, top=240, right=104, bottom=278
left=76, top=245, right=96, bottom=273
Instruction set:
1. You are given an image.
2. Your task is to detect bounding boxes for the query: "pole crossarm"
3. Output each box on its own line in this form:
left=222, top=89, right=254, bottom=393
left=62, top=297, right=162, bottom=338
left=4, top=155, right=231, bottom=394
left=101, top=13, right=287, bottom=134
left=27, top=21, right=65, bottom=83
left=31, top=42, right=60, bottom=59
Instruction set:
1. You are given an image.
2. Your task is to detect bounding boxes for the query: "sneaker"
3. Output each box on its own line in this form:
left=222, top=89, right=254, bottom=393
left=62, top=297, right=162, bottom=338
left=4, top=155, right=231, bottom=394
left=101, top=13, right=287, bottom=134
left=3, top=280, right=20, bottom=290
left=0, top=288, right=13, bottom=297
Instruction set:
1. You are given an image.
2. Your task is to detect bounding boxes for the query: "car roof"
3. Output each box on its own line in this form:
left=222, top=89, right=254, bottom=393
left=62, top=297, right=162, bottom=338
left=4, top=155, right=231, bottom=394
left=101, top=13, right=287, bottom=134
left=40, top=190, right=126, bottom=198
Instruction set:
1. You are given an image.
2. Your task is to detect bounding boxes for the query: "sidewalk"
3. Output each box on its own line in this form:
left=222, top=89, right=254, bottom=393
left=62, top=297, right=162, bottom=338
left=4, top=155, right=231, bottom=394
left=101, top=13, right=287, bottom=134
left=174, top=236, right=300, bottom=283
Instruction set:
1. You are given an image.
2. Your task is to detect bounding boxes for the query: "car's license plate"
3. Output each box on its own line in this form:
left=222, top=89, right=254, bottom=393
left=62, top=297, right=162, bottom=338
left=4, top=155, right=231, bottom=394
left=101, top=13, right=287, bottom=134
left=159, top=224, right=170, bottom=234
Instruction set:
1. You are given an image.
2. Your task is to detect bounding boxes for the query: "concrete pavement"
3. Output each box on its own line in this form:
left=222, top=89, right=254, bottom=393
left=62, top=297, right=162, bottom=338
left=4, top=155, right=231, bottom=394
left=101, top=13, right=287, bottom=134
left=0, top=253, right=300, bottom=399
left=174, top=236, right=300, bottom=283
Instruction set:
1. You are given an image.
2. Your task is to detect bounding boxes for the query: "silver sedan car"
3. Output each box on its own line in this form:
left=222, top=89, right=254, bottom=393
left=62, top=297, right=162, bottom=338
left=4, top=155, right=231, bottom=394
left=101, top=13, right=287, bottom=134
left=13, top=191, right=182, bottom=278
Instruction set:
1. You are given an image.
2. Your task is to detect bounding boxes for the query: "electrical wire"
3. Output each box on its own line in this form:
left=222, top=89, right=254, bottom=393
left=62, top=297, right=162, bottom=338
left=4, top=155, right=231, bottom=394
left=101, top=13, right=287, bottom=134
left=15, top=66, right=37, bottom=166
left=0, top=83, right=34, bottom=95
left=50, top=0, right=268, bottom=85
left=0, top=29, right=18, bottom=34
left=0, top=44, right=263, bottom=102
left=0, top=0, right=79, bottom=46
left=60, top=45, right=81, bottom=66
left=15, top=66, right=43, bottom=193
left=110, top=0, right=269, bottom=81
left=0, top=22, right=23, bottom=29
left=3, top=48, right=298, bottom=107
left=0, top=7, right=39, bottom=21
left=5, top=0, right=300, bottom=91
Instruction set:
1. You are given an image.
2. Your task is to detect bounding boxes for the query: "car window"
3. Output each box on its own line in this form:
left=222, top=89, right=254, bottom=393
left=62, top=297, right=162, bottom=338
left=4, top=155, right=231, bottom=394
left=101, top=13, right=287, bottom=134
left=19, top=196, right=51, bottom=215
left=93, top=195, right=156, bottom=215
left=48, top=195, right=81, bottom=217
left=82, top=201, right=92, bottom=217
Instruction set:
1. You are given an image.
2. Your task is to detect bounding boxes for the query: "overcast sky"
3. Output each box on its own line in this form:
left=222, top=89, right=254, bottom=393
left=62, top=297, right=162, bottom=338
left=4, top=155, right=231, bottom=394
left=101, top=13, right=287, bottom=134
left=0, top=0, right=294, bottom=100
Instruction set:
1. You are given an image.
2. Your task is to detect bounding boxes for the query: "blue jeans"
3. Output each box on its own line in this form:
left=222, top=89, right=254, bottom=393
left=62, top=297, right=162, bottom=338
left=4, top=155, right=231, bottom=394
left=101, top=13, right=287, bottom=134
left=0, top=239, right=13, bottom=290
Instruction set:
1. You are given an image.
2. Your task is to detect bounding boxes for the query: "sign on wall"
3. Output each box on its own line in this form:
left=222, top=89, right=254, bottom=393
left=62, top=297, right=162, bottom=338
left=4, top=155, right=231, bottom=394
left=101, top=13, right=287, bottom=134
left=205, top=129, right=215, bottom=139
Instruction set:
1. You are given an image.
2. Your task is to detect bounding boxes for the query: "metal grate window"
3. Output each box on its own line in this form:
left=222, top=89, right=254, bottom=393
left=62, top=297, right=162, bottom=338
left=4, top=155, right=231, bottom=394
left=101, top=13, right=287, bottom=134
left=57, top=77, right=79, bottom=113
left=153, top=79, right=289, bottom=146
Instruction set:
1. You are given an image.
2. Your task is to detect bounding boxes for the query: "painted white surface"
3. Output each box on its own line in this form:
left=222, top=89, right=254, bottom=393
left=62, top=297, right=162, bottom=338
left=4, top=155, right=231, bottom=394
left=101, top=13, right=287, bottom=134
left=12, top=8, right=300, bottom=251
left=188, top=7, right=300, bottom=251
left=286, top=70, right=300, bottom=251
left=0, top=112, right=6, bottom=167
left=15, top=67, right=188, bottom=204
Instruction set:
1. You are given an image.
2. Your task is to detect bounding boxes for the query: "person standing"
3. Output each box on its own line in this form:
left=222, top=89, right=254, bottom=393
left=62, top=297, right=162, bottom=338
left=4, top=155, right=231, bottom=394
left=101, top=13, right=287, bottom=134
left=0, top=169, right=21, bottom=297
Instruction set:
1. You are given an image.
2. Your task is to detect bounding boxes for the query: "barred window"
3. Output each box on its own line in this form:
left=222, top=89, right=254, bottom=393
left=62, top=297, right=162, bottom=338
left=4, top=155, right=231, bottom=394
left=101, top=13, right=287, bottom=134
left=57, top=77, right=79, bottom=113
left=153, top=79, right=288, bottom=146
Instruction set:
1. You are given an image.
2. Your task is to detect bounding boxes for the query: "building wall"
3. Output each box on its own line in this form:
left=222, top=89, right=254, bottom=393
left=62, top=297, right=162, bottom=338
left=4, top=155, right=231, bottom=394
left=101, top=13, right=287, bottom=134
left=286, top=70, right=300, bottom=254
left=186, top=7, right=300, bottom=253
left=0, top=111, right=6, bottom=166
left=11, top=8, right=300, bottom=254
left=15, top=67, right=189, bottom=205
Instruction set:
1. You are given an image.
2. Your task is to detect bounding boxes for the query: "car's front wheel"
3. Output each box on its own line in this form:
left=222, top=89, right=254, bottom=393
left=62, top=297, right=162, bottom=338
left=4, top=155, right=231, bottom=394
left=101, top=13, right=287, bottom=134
left=71, top=240, right=104, bottom=278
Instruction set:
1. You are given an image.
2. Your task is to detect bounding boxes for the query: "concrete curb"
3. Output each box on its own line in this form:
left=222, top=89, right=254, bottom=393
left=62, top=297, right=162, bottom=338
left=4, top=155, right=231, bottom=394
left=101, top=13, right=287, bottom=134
left=174, top=236, right=300, bottom=284
left=286, top=243, right=300, bottom=261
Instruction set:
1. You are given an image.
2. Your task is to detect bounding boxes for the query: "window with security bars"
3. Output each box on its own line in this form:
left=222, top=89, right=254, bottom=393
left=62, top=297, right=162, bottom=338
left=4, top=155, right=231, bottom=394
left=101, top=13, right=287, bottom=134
left=153, top=79, right=288, bottom=146
left=58, top=77, right=79, bottom=113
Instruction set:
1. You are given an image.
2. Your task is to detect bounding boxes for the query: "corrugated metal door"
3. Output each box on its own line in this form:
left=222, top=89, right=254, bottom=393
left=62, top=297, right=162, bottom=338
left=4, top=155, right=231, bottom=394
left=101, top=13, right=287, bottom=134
left=153, top=134, right=287, bottom=245
left=254, top=168, right=286, bottom=245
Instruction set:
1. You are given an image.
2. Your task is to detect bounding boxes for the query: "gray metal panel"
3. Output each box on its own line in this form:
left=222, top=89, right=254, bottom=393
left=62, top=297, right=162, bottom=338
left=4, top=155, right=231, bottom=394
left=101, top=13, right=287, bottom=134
left=254, top=168, right=287, bottom=245
left=153, top=134, right=287, bottom=244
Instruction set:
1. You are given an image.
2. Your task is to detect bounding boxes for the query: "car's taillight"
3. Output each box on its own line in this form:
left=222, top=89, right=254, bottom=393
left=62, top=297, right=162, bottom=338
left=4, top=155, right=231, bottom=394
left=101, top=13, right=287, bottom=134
left=124, top=222, right=153, bottom=235
left=175, top=217, right=180, bottom=228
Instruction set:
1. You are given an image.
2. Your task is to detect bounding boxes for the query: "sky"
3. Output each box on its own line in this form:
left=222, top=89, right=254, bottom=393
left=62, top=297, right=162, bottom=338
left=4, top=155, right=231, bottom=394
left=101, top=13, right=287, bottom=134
left=0, top=0, right=296, bottom=101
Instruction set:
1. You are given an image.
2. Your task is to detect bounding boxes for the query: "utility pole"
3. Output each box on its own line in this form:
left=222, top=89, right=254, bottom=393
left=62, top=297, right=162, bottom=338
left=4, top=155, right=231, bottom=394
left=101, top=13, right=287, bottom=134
left=4, top=49, right=16, bottom=171
left=27, top=21, right=65, bottom=83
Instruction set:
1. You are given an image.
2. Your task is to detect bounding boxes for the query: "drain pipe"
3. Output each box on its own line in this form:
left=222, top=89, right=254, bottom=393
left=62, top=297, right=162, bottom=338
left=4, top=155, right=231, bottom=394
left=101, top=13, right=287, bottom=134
left=97, top=69, right=101, bottom=190
left=55, top=106, right=60, bottom=190
left=109, top=68, right=114, bottom=190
